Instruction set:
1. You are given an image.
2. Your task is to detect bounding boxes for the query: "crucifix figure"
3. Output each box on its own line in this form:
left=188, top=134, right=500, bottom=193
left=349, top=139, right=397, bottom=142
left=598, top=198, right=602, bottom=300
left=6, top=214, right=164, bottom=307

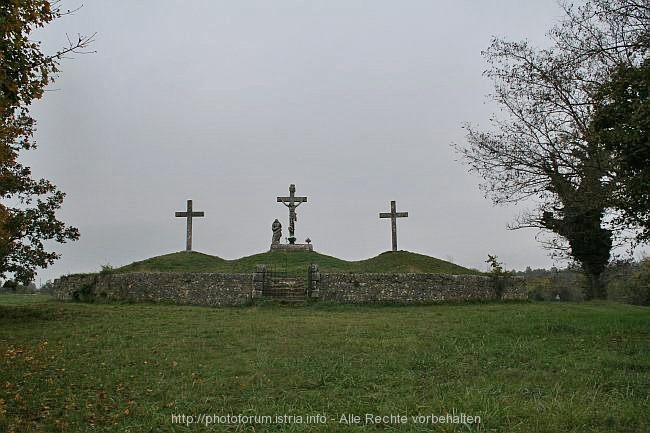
left=379, top=200, right=408, bottom=252
left=175, top=199, right=204, bottom=252
left=277, top=184, right=307, bottom=245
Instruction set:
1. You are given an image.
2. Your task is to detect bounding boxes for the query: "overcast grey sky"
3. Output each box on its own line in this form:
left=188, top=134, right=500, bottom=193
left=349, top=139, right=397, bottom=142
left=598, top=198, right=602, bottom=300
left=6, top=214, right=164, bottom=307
left=25, top=0, right=613, bottom=283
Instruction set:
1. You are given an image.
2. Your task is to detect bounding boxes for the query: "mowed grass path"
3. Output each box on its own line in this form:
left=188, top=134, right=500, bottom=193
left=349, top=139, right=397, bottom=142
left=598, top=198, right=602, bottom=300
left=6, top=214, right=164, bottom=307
left=1, top=296, right=649, bottom=432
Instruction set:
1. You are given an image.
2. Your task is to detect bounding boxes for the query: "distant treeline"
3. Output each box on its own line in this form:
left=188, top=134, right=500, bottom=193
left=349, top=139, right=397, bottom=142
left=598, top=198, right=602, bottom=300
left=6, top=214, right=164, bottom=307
left=516, top=259, right=650, bottom=305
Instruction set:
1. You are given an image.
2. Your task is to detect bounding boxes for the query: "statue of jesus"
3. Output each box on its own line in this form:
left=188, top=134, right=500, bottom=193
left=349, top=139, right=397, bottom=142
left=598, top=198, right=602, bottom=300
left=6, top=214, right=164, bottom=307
left=276, top=184, right=307, bottom=244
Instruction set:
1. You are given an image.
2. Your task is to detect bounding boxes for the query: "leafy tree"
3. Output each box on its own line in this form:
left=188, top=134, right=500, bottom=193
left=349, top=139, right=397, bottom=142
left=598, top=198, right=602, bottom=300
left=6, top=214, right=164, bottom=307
left=485, top=254, right=512, bottom=299
left=0, top=1, right=93, bottom=283
left=590, top=60, right=650, bottom=242
left=457, top=0, right=649, bottom=299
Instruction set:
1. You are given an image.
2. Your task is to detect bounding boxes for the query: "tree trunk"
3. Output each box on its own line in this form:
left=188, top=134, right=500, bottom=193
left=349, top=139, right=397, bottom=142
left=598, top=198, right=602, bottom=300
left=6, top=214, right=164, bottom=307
left=584, top=269, right=607, bottom=300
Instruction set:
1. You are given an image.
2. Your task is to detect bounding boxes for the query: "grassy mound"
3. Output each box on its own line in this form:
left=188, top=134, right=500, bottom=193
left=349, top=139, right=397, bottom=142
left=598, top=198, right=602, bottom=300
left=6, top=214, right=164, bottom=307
left=114, top=250, right=481, bottom=275
left=355, top=251, right=481, bottom=274
left=116, top=251, right=229, bottom=273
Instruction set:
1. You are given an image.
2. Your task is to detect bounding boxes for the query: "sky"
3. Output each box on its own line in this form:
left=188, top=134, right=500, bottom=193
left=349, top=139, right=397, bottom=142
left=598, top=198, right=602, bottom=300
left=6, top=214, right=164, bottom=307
left=23, top=0, right=622, bottom=284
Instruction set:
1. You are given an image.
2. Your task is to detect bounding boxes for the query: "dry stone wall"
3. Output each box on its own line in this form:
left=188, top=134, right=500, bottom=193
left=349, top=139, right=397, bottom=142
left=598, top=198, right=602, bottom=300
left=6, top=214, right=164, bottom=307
left=317, top=273, right=526, bottom=303
left=53, top=272, right=252, bottom=306
left=53, top=271, right=526, bottom=306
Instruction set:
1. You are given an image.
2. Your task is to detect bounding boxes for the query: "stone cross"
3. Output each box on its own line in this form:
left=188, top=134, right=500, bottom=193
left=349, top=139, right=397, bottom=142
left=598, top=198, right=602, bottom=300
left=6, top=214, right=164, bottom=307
left=175, top=199, right=204, bottom=252
left=379, top=200, right=408, bottom=252
left=277, top=184, right=307, bottom=244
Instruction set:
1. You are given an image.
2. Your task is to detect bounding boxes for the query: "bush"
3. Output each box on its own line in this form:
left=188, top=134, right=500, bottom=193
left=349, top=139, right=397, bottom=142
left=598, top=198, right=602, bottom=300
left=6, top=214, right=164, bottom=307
left=99, top=264, right=114, bottom=275
left=605, top=259, right=650, bottom=305
left=72, top=276, right=98, bottom=302
left=486, top=255, right=512, bottom=299
left=3, top=280, right=18, bottom=291
left=627, top=259, right=650, bottom=305
left=524, top=269, right=585, bottom=301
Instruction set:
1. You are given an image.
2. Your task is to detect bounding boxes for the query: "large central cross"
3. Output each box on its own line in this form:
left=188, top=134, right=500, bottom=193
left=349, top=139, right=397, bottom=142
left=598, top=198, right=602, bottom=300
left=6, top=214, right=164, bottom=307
left=175, top=199, right=204, bottom=252
left=379, top=200, right=408, bottom=252
left=277, top=184, right=307, bottom=244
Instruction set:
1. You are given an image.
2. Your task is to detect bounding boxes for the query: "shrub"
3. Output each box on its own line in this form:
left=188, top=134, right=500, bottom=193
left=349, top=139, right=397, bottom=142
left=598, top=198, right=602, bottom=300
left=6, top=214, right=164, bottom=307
left=99, top=264, right=114, bottom=275
left=486, top=255, right=511, bottom=299
left=605, top=259, right=650, bottom=305
left=629, top=259, right=650, bottom=305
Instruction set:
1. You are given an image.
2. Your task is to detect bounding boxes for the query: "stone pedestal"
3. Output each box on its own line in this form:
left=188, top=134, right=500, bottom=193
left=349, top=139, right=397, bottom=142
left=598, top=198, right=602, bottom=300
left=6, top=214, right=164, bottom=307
left=308, top=263, right=320, bottom=298
left=252, top=264, right=266, bottom=298
left=270, top=243, right=313, bottom=252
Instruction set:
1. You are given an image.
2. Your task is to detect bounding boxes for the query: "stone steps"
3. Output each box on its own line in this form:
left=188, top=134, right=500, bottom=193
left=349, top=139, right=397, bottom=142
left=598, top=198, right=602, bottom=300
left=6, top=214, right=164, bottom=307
left=263, top=297, right=307, bottom=303
left=263, top=289, right=306, bottom=298
left=268, top=279, right=306, bottom=286
left=262, top=276, right=308, bottom=300
left=262, top=284, right=306, bottom=300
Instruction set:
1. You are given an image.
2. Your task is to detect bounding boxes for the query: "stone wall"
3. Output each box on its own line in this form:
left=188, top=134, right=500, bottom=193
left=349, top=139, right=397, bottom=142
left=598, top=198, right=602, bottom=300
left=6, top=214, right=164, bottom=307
left=53, top=271, right=526, bottom=306
left=53, top=272, right=253, bottom=306
left=317, top=273, right=526, bottom=303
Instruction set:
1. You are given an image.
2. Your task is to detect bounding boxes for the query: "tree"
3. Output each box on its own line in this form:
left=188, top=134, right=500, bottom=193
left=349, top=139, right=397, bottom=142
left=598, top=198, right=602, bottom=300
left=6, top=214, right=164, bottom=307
left=457, top=0, right=649, bottom=299
left=485, top=254, right=512, bottom=299
left=1, top=1, right=93, bottom=283
left=590, top=59, right=650, bottom=242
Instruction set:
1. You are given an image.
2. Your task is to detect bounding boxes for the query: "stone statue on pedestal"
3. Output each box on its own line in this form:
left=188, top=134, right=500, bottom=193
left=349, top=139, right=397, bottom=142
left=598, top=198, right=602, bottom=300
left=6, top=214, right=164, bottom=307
left=271, top=219, right=282, bottom=245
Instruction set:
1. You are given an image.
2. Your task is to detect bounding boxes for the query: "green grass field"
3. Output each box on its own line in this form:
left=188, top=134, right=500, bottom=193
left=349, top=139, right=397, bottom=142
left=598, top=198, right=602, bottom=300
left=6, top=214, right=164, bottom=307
left=1, top=295, right=649, bottom=432
left=113, top=250, right=481, bottom=276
